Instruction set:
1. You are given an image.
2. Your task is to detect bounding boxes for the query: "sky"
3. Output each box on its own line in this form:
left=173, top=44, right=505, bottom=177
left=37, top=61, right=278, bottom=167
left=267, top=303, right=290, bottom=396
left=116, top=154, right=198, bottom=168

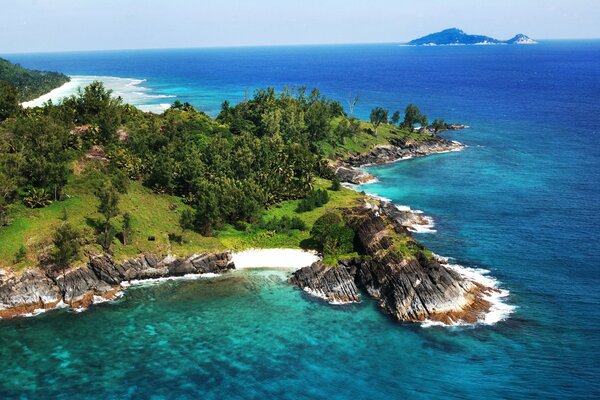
left=1, top=0, right=599, bottom=53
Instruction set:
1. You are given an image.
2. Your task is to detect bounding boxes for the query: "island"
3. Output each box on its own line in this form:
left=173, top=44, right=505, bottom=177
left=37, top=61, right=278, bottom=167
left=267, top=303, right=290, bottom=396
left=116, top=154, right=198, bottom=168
left=408, top=28, right=537, bottom=46
left=0, top=58, right=503, bottom=326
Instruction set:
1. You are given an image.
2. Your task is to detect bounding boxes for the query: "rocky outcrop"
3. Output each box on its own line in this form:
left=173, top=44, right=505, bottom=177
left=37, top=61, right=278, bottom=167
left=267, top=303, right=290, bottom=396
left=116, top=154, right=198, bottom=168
left=289, top=260, right=360, bottom=304
left=333, top=136, right=464, bottom=184
left=0, top=269, right=61, bottom=318
left=343, top=204, right=495, bottom=324
left=380, top=202, right=432, bottom=232
left=0, top=252, right=233, bottom=319
left=291, top=202, right=496, bottom=324
left=334, top=165, right=376, bottom=185
left=345, top=137, right=464, bottom=168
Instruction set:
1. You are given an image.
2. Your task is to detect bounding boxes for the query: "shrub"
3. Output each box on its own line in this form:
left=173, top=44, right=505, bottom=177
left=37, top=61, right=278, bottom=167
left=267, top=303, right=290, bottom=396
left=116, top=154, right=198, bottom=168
left=52, top=222, right=80, bottom=268
left=13, top=245, right=27, bottom=264
left=330, top=177, right=341, bottom=191
left=310, top=211, right=355, bottom=258
left=297, top=189, right=329, bottom=212
left=23, top=188, right=52, bottom=209
left=261, top=216, right=307, bottom=233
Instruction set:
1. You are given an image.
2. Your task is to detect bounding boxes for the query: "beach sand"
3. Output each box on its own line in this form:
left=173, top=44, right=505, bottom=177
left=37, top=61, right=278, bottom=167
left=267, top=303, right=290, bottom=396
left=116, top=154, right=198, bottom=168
left=231, top=248, right=320, bottom=270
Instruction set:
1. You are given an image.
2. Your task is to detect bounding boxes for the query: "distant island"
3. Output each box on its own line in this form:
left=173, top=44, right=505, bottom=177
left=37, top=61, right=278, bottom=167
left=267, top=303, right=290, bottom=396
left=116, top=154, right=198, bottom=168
left=408, top=28, right=537, bottom=46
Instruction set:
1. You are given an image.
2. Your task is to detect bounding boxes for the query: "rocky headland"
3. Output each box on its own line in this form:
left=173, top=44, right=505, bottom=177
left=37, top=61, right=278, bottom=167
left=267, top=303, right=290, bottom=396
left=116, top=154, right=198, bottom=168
left=333, top=136, right=464, bottom=184
left=0, top=252, right=232, bottom=318
left=290, top=201, right=499, bottom=324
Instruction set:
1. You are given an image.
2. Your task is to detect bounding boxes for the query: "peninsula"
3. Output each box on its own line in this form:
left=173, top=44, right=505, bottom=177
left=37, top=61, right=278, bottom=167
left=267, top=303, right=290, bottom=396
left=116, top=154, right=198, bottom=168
left=0, top=59, right=505, bottom=326
left=408, top=28, right=537, bottom=46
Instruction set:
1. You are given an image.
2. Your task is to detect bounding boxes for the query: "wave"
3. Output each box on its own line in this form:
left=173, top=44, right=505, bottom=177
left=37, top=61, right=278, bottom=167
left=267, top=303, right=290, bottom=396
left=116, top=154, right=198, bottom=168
left=22, top=75, right=177, bottom=113
left=122, top=272, right=223, bottom=288
left=421, top=254, right=516, bottom=328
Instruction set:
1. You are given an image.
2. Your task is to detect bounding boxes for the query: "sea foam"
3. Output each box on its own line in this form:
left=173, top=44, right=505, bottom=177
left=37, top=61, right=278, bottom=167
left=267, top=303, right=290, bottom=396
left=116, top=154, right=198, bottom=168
left=421, top=254, right=516, bottom=328
left=21, top=75, right=176, bottom=113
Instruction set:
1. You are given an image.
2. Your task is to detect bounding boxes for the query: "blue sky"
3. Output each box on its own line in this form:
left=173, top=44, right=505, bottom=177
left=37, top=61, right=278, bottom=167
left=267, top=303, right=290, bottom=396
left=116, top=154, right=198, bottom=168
left=2, top=0, right=599, bottom=53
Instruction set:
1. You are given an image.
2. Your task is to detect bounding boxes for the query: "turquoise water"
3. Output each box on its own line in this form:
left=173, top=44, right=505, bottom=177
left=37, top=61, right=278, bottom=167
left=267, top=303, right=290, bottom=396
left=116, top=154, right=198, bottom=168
left=2, top=42, right=599, bottom=398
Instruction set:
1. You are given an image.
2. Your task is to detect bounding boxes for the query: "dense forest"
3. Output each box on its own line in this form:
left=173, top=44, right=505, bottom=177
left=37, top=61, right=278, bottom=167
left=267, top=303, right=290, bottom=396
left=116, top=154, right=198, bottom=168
left=0, top=57, right=70, bottom=101
left=0, top=79, right=438, bottom=268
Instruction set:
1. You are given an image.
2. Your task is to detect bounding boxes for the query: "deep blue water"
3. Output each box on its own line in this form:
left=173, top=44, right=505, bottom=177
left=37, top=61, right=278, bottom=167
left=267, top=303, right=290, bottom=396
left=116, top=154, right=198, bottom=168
left=2, top=42, right=599, bottom=399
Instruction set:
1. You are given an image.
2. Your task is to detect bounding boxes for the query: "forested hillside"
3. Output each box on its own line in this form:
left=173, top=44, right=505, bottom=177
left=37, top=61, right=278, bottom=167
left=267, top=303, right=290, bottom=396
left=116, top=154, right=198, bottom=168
left=0, top=57, right=70, bottom=101
left=0, top=81, right=439, bottom=269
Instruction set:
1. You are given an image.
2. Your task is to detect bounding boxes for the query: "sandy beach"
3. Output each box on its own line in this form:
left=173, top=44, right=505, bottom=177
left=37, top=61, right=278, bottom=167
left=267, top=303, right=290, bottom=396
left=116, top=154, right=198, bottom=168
left=231, top=248, right=320, bottom=270
left=21, top=75, right=173, bottom=113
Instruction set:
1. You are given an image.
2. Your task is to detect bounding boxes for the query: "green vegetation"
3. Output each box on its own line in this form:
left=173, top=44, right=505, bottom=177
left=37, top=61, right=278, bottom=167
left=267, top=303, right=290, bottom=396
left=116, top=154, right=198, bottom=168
left=310, top=211, right=355, bottom=264
left=51, top=220, right=80, bottom=268
left=0, top=79, right=444, bottom=270
left=296, top=189, right=329, bottom=212
left=0, top=57, right=70, bottom=102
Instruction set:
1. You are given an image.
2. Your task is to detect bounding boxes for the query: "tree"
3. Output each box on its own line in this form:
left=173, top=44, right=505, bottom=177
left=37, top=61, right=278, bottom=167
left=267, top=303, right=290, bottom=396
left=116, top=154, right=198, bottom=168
left=330, top=177, right=342, bottom=191
left=52, top=221, right=80, bottom=268
left=310, top=212, right=355, bottom=258
left=0, top=81, right=20, bottom=121
left=346, top=94, right=359, bottom=117
left=431, top=119, right=446, bottom=133
left=402, top=104, right=428, bottom=132
left=369, top=107, right=389, bottom=135
left=391, top=111, right=401, bottom=125
left=179, top=208, right=195, bottom=232
left=122, top=212, right=132, bottom=245
left=13, top=245, right=27, bottom=264
left=0, top=171, right=16, bottom=226
left=96, top=183, right=120, bottom=252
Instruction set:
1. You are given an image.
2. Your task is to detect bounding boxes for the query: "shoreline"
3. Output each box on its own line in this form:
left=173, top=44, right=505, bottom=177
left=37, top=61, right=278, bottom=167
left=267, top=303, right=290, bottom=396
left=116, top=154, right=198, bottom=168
left=0, top=249, right=320, bottom=320
left=21, top=75, right=174, bottom=113
left=331, top=134, right=514, bottom=327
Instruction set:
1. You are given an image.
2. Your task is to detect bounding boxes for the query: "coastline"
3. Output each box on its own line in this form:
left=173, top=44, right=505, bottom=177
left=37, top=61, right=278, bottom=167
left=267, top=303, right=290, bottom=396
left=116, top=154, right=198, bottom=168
left=329, top=133, right=514, bottom=326
left=21, top=75, right=174, bottom=113
left=0, top=249, right=319, bottom=320
left=0, top=131, right=514, bottom=327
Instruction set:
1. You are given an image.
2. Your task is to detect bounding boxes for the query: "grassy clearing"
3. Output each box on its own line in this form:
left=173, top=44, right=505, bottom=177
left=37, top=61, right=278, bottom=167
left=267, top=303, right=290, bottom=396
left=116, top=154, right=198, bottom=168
left=1, top=176, right=365, bottom=270
left=319, top=119, right=432, bottom=160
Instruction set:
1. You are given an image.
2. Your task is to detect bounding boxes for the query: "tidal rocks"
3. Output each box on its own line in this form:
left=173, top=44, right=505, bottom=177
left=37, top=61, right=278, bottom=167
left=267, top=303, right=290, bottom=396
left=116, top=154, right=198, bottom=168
left=345, top=138, right=464, bottom=168
left=289, top=261, right=360, bottom=304
left=0, top=269, right=60, bottom=318
left=334, top=165, right=375, bottom=184
left=333, top=137, right=464, bottom=184
left=0, top=252, right=233, bottom=318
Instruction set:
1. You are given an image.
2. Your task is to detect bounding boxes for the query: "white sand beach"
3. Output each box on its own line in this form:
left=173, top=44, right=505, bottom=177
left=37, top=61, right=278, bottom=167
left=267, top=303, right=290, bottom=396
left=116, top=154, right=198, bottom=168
left=21, top=75, right=174, bottom=113
left=231, top=248, right=320, bottom=270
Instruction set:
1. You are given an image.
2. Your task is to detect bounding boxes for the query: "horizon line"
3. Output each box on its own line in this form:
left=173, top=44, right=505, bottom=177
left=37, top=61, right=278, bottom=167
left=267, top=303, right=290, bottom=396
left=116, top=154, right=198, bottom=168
left=3, top=37, right=600, bottom=56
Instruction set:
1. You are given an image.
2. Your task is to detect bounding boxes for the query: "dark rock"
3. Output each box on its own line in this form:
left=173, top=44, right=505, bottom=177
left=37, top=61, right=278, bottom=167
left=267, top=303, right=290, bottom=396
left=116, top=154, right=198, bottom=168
left=0, top=269, right=59, bottom=317
left=0, top=251, right=233, bottom=318
left=341, top=204, right=492, bottom=323
left=334, top=165, right=375, bottom=184
left=290, top=261, right=360, bottom=304
left=345, top=137, right=464, bottom=168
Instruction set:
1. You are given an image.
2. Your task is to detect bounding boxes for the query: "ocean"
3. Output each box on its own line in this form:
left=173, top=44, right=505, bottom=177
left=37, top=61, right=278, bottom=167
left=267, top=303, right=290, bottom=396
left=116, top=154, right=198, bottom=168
left=2, top=41, right=599, bottom=399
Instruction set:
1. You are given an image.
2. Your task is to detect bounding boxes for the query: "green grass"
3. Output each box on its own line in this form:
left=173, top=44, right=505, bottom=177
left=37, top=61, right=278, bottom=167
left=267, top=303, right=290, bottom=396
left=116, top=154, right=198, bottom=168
left=0, top=176, right=364, bottom=270
left=319, top=119, right=432, bottom=160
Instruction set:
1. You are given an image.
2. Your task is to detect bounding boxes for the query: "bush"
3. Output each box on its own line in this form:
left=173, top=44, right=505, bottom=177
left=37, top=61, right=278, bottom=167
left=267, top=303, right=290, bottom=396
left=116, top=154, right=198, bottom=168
left=310, top=211, right=355, bottom=258
left=23, top=188, right=52, bottom=209
left=13, top=245, right=27, bottom=264
left=261, top=216, right=307, bottom=233
left=297, top=189, right=329, bottom=212
left=52, top=222, right=80, bottom=268
left=330, top=177, right=341, bottom=191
